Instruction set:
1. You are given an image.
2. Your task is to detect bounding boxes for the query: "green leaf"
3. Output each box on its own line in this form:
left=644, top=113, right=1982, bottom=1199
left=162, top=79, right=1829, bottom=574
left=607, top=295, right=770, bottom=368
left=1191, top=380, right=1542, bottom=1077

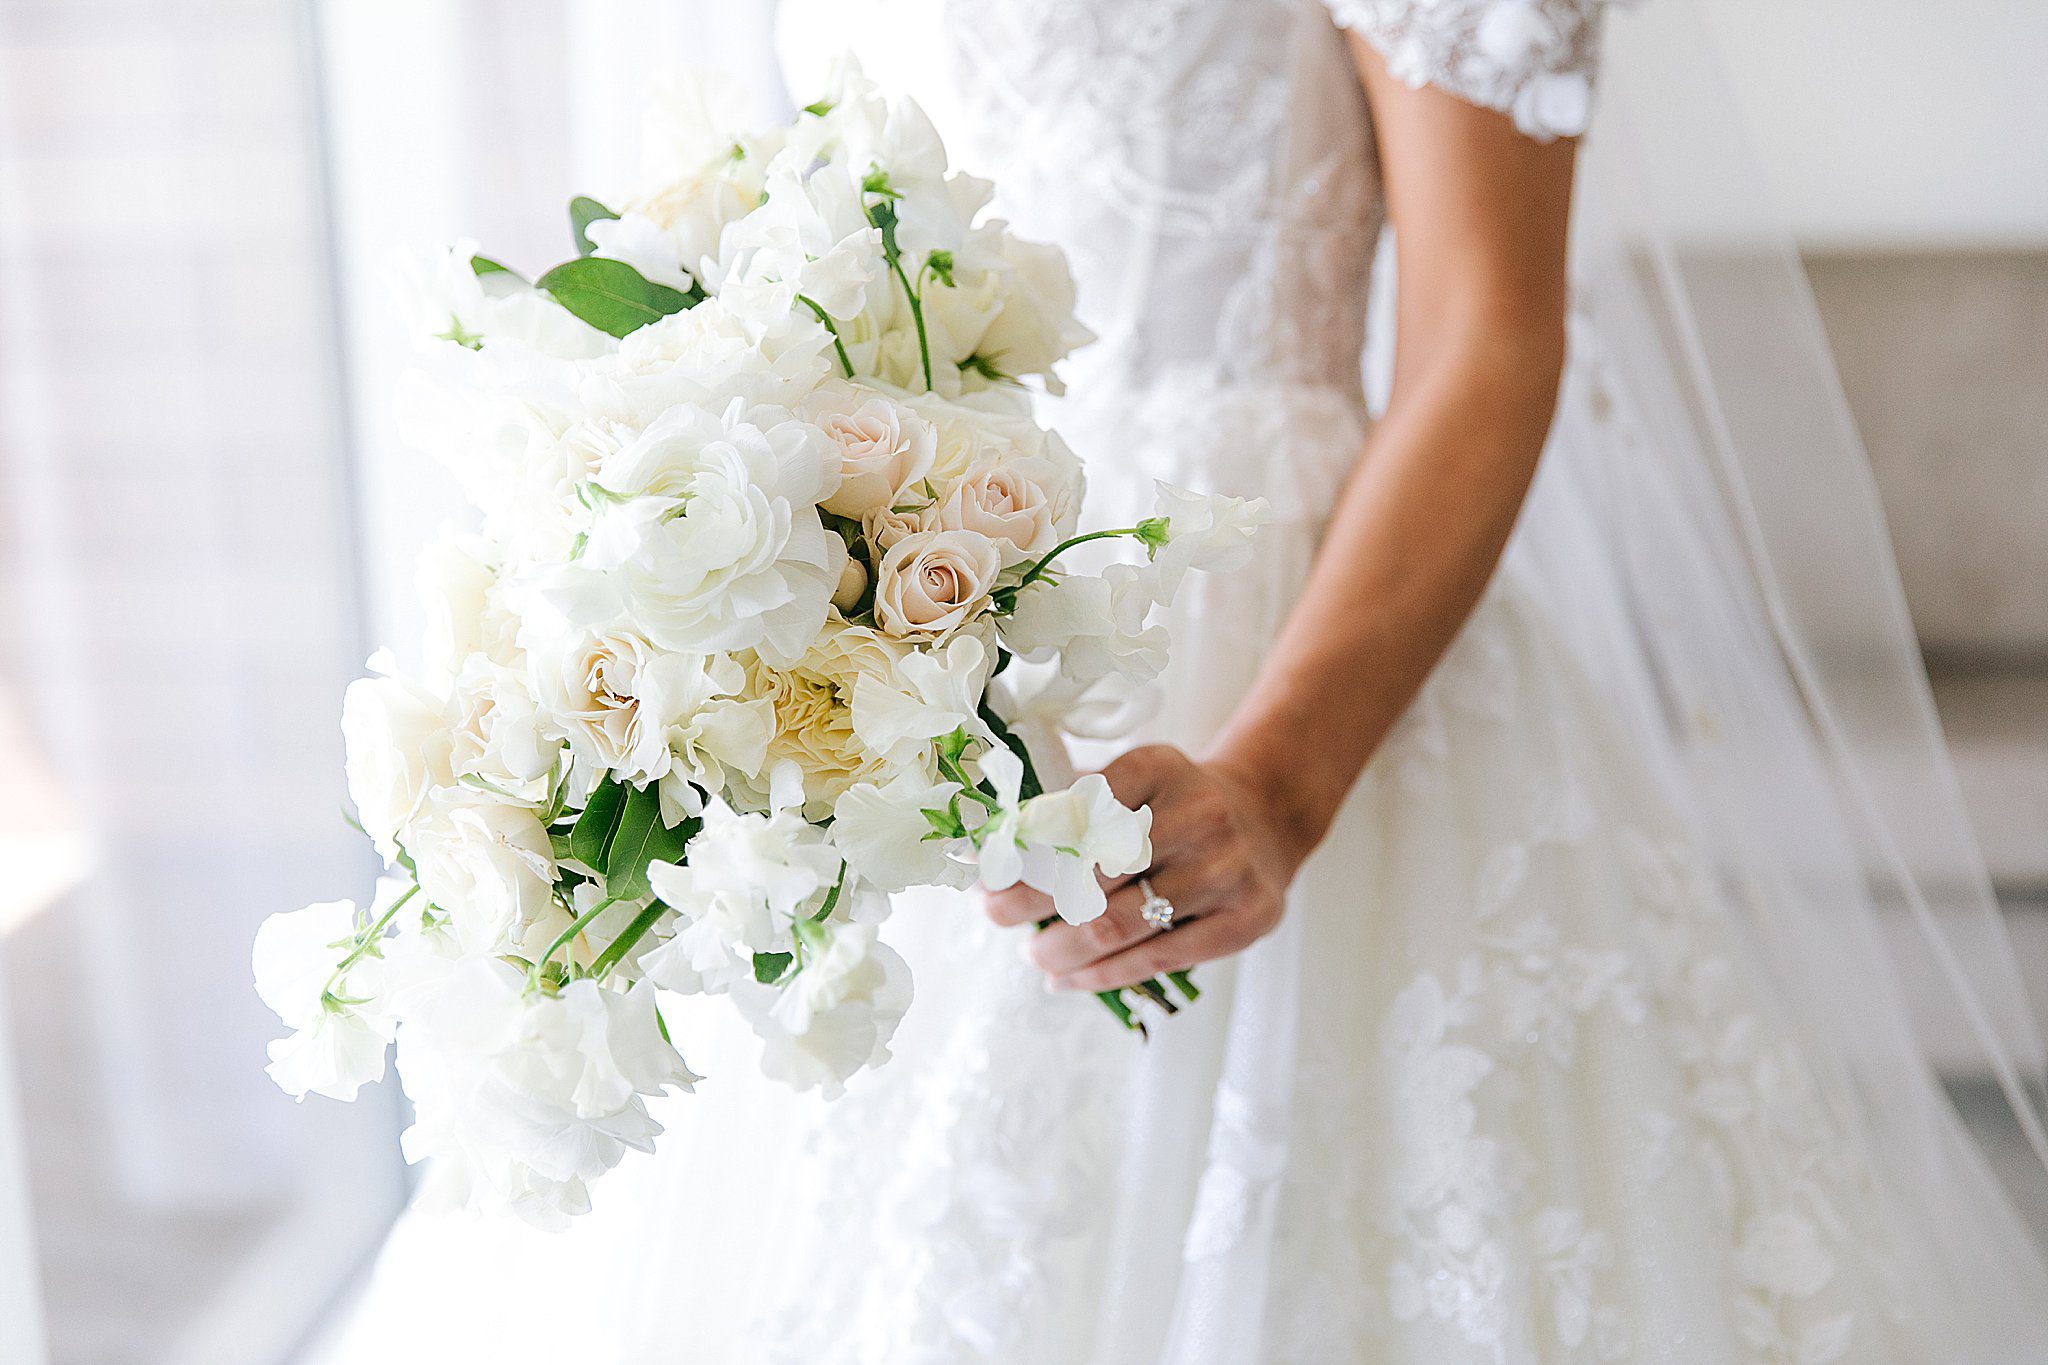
left=570, top=778, right=630, bottom=870
left=800, top=98, right=834, bottom=117
left=470, top=253, right=520, bottom=280
left=538, top=257, right=695, bottom=338
left=978, top=702, right=1044, bottom=801
left=568, top=196, right=620, bottom=256
left=753, top=951, right=795, bottom=985
left=603, top=784, right=698, bottom=902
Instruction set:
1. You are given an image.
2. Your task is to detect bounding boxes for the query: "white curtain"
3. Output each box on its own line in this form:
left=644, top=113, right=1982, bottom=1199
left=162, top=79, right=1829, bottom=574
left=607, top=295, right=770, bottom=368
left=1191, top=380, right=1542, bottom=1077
left=0, top=0, right=403, bottom=1356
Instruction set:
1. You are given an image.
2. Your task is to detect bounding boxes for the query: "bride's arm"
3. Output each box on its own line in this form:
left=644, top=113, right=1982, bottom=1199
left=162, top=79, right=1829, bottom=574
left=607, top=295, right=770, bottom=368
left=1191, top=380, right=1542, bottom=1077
left=987, top=39, right=1580, bottom=991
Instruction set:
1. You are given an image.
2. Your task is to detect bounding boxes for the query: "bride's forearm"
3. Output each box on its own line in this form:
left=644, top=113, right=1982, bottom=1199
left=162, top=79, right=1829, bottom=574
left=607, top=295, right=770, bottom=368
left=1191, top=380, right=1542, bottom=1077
left=1208, top=318, right=1564, bottom=868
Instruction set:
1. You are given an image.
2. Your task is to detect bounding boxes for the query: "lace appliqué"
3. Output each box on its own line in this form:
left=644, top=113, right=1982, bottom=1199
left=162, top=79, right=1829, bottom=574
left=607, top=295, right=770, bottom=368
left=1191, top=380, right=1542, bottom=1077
left=1324, top=0, right=1619, bottom=140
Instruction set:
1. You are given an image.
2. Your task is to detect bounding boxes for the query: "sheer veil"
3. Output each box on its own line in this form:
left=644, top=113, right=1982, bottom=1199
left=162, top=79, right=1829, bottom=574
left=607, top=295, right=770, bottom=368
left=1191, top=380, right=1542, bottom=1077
left=1516, top=0, right=2048, bottom=1342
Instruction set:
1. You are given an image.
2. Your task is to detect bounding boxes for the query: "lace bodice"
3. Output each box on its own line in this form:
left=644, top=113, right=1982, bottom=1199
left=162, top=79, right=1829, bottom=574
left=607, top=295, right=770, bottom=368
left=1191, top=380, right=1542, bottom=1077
left=778, top=0, right=1613, bottom=422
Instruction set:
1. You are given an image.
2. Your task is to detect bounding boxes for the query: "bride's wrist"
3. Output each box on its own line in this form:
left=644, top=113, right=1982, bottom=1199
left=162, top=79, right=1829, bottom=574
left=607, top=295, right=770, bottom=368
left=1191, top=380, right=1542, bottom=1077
left=1205, top=739, right=1338, bottom=880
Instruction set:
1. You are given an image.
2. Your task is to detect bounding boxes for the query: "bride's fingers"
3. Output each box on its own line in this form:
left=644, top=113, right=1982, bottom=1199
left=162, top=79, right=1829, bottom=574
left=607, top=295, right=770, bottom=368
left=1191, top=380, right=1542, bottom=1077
left=1049, top=911, right=1247, bottom=994
left=979, top=882, right=1054, bottom=928
left=1025, top=865, right=1207, bottom=977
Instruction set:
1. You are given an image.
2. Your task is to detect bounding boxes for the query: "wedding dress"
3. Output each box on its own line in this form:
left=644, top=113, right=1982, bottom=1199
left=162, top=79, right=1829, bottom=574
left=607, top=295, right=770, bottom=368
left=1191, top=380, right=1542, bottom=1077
left=325, top=1, right=2048, bottom=1361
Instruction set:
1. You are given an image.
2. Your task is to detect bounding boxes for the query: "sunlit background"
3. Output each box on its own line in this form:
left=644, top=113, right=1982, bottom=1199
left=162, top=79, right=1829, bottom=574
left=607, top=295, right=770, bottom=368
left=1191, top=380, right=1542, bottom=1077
left=0, top=2, right=2043, bottom=1362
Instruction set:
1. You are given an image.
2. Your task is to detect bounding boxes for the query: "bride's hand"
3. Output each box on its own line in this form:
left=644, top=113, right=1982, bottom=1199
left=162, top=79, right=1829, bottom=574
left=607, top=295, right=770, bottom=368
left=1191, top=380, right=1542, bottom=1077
left=979, top=745, right=1305, bottom=993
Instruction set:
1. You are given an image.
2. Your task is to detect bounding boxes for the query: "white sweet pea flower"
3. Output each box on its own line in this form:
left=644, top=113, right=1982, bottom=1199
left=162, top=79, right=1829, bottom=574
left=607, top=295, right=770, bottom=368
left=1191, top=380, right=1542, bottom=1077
left=1147, top=482, right=1271, bottom=601
left=850, top=631, right=997, bottom=765
left=254, top=886, right=409, bottom=1101
left=735, top=921, right=911, bottom=1099
left=715, top=160, right=883, bottom=321
left=656, top=653, right=774, bottom=823
left=1001, top=562, right=1168, bottom=685
left=641, top=785, right=842, bottom=994
left=397, top=959, right=694, bottom=1229
left=402, top=240, right=613, bottom=362
left=341, top=651, right=455, bottom=865
left=969, top=230, right=1096, bottom=393
left=976, top=747, right=1153, bottom=925
left=831, top=768, right=976, bottom=893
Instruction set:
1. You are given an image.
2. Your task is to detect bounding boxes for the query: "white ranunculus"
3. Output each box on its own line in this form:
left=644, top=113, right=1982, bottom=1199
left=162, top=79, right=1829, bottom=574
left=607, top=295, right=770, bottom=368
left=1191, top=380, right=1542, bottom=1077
left=805, top=380, right=938, bottom=517
left=850, top=630, right=997, bottom=765
left=341, top=651, right=455, bottom=864
left=408, top=792, right=559, bottom=957
left=736, top=921, right=912, bottom=1099
left=831, top=769, right=976, bottom=893
left=1148, top=482, right=1272, bottom=601
left=975, top=748, right=1153, bottom=925
left=872, top=528, right=1001, bottom=639
left=552, top=405, right=839, bottom=666
left=588, top=296, right=833, bottom=426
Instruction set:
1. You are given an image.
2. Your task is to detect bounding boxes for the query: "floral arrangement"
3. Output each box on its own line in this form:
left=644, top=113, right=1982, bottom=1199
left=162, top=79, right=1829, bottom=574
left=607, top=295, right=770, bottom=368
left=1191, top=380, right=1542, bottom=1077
left=252, top=63, right=1265, bottom=1226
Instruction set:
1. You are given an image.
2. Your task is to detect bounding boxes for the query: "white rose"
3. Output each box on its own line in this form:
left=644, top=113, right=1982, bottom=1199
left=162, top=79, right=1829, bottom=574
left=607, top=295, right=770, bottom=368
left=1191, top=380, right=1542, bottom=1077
left=938, top=455, right=1067, bottom=565
left=524, top=621, right=690, bottom=793
left=805, top=381, right=937, bottom=517
left=447, top=656, right=557, bottom=800
left=862, top=500, right=938, bottom=555
left=342, top=652, right=454, bottom=864
left=408, top=792, right=560, bottom=957
left=873, top=527, right=1001, bottom=638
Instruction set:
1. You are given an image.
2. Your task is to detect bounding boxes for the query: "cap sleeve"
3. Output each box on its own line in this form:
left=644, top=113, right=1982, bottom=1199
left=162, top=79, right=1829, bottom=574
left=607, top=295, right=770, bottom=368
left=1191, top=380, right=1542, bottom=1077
left=1325, top=0, right=1616, bottom=141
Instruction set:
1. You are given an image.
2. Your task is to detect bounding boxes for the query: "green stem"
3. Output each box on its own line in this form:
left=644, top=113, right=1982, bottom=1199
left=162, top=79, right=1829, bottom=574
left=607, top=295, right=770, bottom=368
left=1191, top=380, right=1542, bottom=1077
left=587, top=899, right=669, bottom=979
left=890, top=257, right=933, bottom=391
left=530, top=893, right=621, bottom=988
left=1012, top=526, right=1151, bottom=595
left=323, top=885, right=418, bottom=997
left=797, top=294, right=855, bottom=378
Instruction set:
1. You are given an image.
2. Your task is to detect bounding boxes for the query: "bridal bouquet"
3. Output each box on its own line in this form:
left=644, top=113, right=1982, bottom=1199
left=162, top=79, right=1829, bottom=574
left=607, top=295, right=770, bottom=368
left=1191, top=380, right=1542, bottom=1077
left=253, top=63, right=1264, bottom=1225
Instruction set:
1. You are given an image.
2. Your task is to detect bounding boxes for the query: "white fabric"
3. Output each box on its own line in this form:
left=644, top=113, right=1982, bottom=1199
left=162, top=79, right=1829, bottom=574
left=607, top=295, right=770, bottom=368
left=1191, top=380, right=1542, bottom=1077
left=325, top=0, right=2048, bottom=1361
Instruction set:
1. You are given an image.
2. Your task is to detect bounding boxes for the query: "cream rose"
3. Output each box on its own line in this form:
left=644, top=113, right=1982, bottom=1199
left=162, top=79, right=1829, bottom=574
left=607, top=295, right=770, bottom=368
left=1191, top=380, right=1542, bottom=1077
left=737, top=652, right=884, bottom=817
left=862, top=500, right=937, bottom=556
left=873, top=528, right=1002, bottom=639
left=806, top=383, right=937, bottom=517
left=937, top=456, right=1068, bottom=565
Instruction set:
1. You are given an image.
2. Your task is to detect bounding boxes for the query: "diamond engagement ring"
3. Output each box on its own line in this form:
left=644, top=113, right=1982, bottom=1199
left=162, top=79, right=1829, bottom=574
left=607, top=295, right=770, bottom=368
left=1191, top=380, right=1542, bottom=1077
left=1138, top=877, right=1177, bottom=932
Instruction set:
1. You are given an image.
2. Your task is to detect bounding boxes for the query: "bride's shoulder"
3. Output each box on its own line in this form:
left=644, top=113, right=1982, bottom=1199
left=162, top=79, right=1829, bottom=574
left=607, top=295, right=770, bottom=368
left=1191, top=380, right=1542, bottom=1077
left=1319, top=0, right=1625, bottom=141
